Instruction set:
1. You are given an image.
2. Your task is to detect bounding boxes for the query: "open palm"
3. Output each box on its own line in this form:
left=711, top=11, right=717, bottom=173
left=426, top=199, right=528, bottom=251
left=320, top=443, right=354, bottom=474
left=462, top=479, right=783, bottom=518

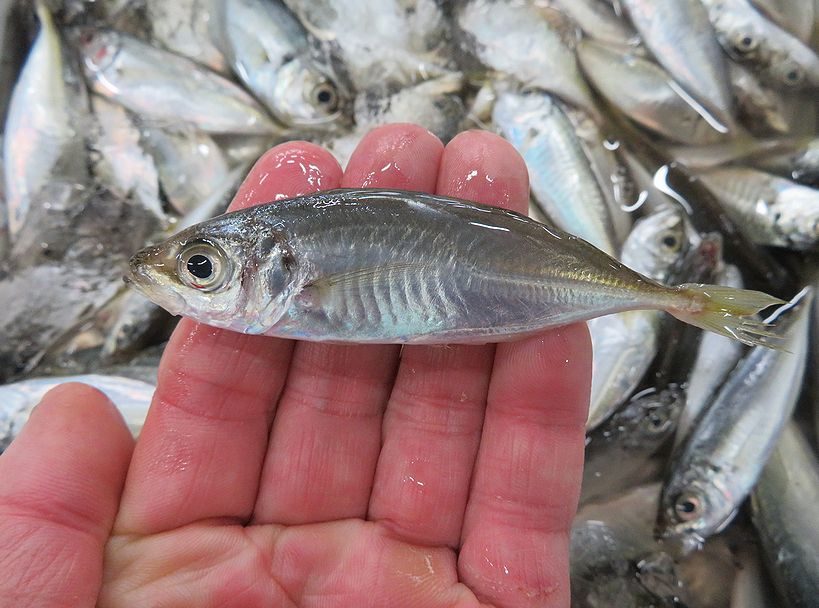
left=0, top=125, right=590, bottom=608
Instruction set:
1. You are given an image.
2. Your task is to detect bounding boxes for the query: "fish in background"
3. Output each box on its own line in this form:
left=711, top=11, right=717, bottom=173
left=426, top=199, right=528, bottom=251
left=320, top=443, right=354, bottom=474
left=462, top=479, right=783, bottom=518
left=493, top=87, right=625, bottom=257
left=581, top=385, right=685, bottom=505
left=586, top=207, right=699, bottom=430
left=455, top=0, right=602, bottom=123
left=696, top=166, right=819, bottom=250
left=701, top=0, right=819, bottom=88
left=212, top=0, right=351, bottom=133
left=77, top=27, right=279, bottom=135
left=620, top=0, right=736, bottom=133
left=658, top=288, right=813, bottom=553
left=3, top=1, right=91, bottom=240
left=751, top=422, right=819, bottom=608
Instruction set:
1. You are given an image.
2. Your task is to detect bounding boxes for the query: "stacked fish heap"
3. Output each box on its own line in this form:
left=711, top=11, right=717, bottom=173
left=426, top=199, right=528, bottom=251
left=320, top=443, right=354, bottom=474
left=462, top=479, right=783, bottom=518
left=1, top=1, right=818, bottom=606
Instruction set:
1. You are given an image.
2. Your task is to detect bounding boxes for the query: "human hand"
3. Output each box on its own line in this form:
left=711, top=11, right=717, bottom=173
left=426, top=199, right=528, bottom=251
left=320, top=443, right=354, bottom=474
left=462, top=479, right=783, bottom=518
left=0, top=124, right=591, bottom=608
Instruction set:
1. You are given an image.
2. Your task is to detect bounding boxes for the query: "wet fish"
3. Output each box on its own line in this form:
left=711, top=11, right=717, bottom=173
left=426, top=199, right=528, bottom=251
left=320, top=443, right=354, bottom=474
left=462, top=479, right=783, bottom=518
left=284, top=0, right=452, bottom=90
left=620, top=0, right=735, bottom=133
left=727, top=60, right=789, bottom=134
left=696, top=166, right=819, bottom=250
left=587, top=207, right=698, bottom=430
left=751, top=137, right=819, bottom=186
left=3, top=1, right=90, bottom=239
left=701, top=0, right=819, bottom=89
left=751, top=422, right=819, bottom=608
left=658, top=289, right=813, bottom=553
left=145, top=0, right=228, bottom=74
left=493, top=88, right=623, bottom=257
left=552, top=0, right=637, bottom=47
left=582, top=386, right=685, bottom=505
left=750, top=0, right=816, bottom=44
left=457, top=0, right=602, bottom=122
left=674, top=264, right=746, bottom=447
left=139, top=126, right=230, bottom=216
left=0, top=374, right=155, bottom=453
left=577, top=38, right=728, bottom=145
left=90, top=95, right=165, bottom=221
left=126, top=188, right=784, bottom=347
left=572, top=483, right=690, bottom=607
left=78, top=27, right=278, bottom=135
left=213, top=0, right=349, bottom=131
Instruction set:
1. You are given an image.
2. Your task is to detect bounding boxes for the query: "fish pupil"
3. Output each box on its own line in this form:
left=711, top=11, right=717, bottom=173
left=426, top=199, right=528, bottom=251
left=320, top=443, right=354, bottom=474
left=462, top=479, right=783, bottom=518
left=187, top=254, right=213, bottom=279
left=317, top=89, right=332, bottom=104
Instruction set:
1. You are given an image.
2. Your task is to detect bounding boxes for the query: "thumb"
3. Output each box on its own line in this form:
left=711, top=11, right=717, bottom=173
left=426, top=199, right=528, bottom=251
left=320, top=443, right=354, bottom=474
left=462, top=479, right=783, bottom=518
left=0, top=383, right=133, bottom=607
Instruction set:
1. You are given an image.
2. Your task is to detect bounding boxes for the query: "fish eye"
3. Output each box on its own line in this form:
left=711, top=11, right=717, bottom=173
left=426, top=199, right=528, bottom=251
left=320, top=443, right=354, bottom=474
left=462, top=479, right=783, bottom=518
left=733, top=33, right=758, bottom=54
left=660, top=232, right=681, bottom=251
left=673, top=491, right=703, bottom=521
left=311, top=81, right=339, bottom=113
left=178, top=242, right=229, bottom=291
left=778, top=62, right=804, bottom=86
left=645, top=409, right=671, bottom=433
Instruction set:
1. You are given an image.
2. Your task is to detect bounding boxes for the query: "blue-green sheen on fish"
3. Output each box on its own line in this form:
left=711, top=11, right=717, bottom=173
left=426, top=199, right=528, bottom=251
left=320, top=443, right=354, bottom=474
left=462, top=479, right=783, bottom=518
left=126, top=188, right=784, bottom=347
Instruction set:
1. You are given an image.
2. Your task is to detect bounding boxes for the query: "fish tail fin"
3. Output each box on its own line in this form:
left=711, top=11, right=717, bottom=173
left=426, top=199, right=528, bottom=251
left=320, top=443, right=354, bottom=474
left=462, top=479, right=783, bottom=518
left=667, top=284, right=786, bottom=349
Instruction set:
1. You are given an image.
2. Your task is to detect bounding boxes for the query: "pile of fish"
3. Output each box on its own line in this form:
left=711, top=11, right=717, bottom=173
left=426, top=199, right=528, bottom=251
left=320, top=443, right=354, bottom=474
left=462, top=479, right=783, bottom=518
left=1, top=0, right=818, bottom=606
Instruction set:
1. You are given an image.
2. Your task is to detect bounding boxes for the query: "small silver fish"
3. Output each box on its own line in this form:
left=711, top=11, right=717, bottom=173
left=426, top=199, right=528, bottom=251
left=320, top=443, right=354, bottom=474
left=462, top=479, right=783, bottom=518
left=697, top=166, right=819, bottom=250
left=658, top=288, right=812, bottom=553
left=78, top=27, right=278, bottom=135
left=126, top=188, right=784, bottom=347
left=701, top=0, right=819, bottom=89
left=751, top=422, right=819, bottom=608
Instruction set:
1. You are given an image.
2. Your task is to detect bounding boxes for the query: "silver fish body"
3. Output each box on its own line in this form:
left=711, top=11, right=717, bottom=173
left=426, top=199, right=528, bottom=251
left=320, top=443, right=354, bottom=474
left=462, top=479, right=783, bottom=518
left=750, top=0, right=816, bottom=43
left=701, top=0, right=819, bottom=89
left=213, top=0, right=348, bottom=131
left=140, top=126, right=230, bottom=216
left=493, top=89, right=621, bottom=257
left=674, top=264, right=745, bottom=447
left=78, top=28, right=278, bottom=135
left=145, top=0, right=228, bottom=74
left=751, top=422, right=819, bottom=608
left=552, top=0, right=637, bottom=47
left=3, top=2, right=89, bottom=239
left=582, top=386, right=685, bottom=505
left=577, top=38, right=728, bottom=145
left=727, top=60, right=789, bottom=134
left=457, top=0, right=602, bottom=122
left=90, top=95, right=165, bottom=221
left=126, top=189, right=784, bottom=347
left=697, top=166, right=819, bottom=250
left=658, top=289, right=813, bottom=552
left=0, top=374, right=155, bottom=453
left=621, top=0, right=735, bottom=132
left=587, top=207, right=697, bottom=430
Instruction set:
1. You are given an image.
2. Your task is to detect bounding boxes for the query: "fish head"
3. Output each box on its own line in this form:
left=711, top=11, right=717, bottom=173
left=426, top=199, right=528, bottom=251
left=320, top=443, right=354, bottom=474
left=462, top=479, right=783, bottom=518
left=656, top=474, right=734, bottom=555
left=621, top=207, right=697, bottom=282
left=76, top=28, right=121, bottom=75
left=125, top=213, right=300, bottom=333
left=272, top=59, right=350, bottom=130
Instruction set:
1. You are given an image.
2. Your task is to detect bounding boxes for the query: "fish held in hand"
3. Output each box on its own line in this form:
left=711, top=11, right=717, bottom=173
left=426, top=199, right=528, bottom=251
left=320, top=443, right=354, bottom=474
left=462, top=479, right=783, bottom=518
left=125, top=188, right=784, bottom=347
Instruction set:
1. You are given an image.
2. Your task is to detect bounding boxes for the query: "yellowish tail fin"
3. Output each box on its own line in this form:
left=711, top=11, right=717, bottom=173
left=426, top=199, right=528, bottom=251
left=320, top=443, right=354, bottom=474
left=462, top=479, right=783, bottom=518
left=668, top=284, right=786, bottom=349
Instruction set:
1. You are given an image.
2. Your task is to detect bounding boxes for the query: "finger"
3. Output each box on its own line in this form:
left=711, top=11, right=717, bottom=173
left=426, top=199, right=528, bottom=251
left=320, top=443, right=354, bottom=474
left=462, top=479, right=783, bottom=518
left=459, top=324, right=592, bottom=608
left=253, top=124, right=444, bottom=524
left=115, top=142, right=342, bottom=535
left=368, top=131, right=530, bottom=547
left=0, top=384, right=133, bottom=607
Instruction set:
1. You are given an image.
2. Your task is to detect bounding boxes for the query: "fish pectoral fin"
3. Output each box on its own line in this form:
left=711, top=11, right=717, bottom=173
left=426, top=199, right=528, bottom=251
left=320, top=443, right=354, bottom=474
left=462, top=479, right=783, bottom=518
left=303, top=262, right=425, bottom=299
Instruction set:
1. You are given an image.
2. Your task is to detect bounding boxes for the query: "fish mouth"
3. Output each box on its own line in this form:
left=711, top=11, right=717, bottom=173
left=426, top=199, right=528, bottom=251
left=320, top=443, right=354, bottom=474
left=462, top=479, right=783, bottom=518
left=123, top=248, right=186, bottom=316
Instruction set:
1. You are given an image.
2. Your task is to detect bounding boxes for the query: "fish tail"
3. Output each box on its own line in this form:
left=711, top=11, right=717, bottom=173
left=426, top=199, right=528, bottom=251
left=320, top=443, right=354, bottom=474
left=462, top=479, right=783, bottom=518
left=667, top=284, right=786, bottom=349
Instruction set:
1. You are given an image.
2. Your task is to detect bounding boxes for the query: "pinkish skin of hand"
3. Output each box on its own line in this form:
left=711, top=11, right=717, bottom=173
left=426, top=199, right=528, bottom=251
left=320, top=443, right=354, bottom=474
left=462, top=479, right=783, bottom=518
left=0, top=124, right=591, bottom=608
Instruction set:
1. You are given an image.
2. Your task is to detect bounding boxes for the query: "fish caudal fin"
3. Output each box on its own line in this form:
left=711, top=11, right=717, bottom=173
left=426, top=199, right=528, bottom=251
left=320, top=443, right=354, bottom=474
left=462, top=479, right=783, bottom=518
left=668, top=284, right=786, bottom=349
